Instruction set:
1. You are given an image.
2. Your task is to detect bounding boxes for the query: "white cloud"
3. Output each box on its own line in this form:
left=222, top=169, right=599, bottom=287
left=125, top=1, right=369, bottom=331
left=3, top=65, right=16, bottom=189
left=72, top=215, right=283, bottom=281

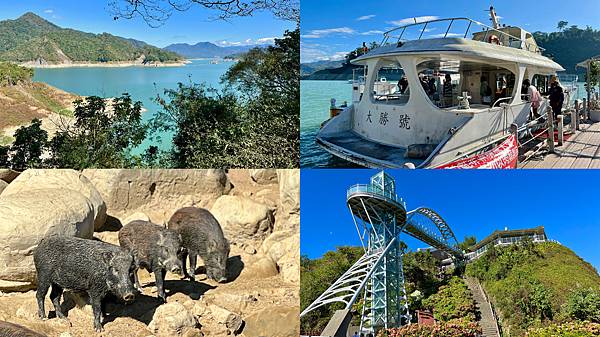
left=388, top=16, right=439, bottom=26
left=302, top=27, right=356, bottom=39
left=44, top=9, right=54, bottom=14
left=430, top=33, right=463, bottom=38
left=360, top=30, right=384, bottom=36
left=256, top=37, right=277, bottom=44
left=327, top=52, right=349, bottom=61
left=215, top=37, right=277, bottom=47
left=357, top=15, right=375, bottom=21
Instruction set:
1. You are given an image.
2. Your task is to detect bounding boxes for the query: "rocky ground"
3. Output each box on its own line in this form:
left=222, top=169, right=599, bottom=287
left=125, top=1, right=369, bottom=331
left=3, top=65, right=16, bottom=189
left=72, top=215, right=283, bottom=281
left=0, top=169, right=299, bottom=337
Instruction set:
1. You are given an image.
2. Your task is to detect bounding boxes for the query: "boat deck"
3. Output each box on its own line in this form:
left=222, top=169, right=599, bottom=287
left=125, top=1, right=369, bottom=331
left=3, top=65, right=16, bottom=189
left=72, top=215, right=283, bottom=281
left=319, top=130, right=417, bottom=167
left=519, top=122, right=600, bottom=168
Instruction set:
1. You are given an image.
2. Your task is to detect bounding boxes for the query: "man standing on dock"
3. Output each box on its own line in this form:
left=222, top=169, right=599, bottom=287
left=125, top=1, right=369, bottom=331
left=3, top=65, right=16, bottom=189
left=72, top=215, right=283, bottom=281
left=549, top=76, right=564, bottom=119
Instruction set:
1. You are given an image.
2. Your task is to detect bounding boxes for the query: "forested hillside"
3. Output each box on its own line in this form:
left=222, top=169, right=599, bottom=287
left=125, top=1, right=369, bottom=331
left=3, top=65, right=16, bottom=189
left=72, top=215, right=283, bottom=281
left=0, top=12, right=182, bottom=64
left=534, top=23, right=600, bottom=74
left=466, top=241, right=600, bottom=336
left=301, top=240, right=600, bottom=337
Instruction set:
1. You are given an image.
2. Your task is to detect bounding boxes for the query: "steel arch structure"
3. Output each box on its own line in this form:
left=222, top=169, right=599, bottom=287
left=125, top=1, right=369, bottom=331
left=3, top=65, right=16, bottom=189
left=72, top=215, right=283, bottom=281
left=301, top=171, right=465, bottom=337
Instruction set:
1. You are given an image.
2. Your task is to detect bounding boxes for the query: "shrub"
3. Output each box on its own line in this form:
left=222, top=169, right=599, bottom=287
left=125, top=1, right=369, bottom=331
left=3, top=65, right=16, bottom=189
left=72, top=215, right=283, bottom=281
left=379, top=320, right=481, bottom=337
left=526, top=321, right=600, bottom=337
left=563, top=288, right=600, bottom=323
left=422, top=277, right=476, bottom=323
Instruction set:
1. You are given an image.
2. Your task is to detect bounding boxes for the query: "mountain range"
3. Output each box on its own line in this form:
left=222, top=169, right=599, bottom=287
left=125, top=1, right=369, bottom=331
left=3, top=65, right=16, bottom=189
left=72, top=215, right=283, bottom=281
left=164, top=42, right=268, bottom=59
left=0, top=12, right=182, bottom=64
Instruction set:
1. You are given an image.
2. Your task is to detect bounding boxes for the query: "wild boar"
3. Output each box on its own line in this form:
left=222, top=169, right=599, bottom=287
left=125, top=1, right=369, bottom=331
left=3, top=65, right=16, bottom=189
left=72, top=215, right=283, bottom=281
left=0, top=321, right=46, bottom=337
left=168, top=207, right=230, bottom=283
left=118, top=220, right=183, bottom=302
left=34, top=235, right=136, bottom=332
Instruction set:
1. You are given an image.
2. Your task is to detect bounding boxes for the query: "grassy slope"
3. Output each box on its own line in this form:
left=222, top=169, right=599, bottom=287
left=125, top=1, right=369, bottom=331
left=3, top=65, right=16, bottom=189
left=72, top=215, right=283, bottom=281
left=467, top=242, right=600, bottom=336
left=0, top=83, right=77, bottom=129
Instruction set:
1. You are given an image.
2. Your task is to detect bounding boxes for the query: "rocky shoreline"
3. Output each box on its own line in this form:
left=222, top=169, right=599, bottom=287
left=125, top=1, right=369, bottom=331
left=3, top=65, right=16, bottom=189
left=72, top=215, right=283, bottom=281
left=0, top=169, right=300, bottom=337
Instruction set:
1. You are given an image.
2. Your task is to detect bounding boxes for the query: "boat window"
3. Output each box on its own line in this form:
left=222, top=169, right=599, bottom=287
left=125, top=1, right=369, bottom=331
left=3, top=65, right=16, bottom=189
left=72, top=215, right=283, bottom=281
left=417, top=59, right=517, bottom=109
left=532, top=74, right=549, bottom=94
left=370, top=60, right=409, bottom=105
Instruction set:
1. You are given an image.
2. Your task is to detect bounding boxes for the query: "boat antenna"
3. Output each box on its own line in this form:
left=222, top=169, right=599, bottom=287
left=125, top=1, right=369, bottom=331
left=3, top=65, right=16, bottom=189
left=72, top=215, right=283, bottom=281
left=489, top=6, right=500, bottom=29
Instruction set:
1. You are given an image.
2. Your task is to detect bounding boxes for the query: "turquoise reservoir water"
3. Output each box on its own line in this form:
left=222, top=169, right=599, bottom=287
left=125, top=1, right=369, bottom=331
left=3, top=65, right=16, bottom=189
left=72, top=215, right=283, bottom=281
left=33, top=59, right=232, bottom=152
left=301, top=80, right=588, bottom=168
left=300, top=80, right=355, bottom=168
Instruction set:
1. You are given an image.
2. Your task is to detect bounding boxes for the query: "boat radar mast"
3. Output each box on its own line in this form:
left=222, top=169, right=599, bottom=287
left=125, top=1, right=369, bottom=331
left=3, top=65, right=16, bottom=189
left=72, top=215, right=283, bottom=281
left=489, top=6, right=500, bottom=29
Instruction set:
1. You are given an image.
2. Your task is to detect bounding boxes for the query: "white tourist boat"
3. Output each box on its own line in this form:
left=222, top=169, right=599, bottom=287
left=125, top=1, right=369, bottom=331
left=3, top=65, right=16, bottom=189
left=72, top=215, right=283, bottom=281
left=316, top=8, right=564, bottom=168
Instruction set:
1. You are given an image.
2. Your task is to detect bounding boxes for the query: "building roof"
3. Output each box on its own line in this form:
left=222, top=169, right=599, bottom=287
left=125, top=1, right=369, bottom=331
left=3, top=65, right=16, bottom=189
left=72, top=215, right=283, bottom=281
left=469, top=226, right=546, bottom=252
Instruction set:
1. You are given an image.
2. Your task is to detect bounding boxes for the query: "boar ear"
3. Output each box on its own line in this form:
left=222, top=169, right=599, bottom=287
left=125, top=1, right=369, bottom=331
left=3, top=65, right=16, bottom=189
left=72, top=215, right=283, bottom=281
left=101, top=251, right=114, bottom=265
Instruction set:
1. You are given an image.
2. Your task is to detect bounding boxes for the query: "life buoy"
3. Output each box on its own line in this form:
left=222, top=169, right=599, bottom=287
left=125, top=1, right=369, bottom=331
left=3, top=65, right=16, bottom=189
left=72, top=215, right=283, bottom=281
left=488, top=35, right=500, bottom=45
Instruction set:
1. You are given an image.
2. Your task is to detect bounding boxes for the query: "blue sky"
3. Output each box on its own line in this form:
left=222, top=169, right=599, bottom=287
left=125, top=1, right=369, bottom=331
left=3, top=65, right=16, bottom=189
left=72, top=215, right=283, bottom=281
left=0, top=0, right=295, bottom=48
left=301, top=169, right=600, bottom=272
left=301, top=0, right=600, bottom=62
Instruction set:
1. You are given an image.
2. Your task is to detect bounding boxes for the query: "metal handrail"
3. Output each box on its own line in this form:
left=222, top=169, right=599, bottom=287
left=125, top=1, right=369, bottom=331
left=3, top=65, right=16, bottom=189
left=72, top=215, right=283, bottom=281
left=491, top=96, right=513, bottom=108
left=347, top=184, right=403, bottom=207
left=381, top=17, right=544, bottom=53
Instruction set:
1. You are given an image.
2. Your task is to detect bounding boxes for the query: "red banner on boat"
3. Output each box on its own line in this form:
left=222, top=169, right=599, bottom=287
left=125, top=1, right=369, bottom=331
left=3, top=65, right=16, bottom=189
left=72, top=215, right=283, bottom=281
left=435, top=134, right=518, bottom=169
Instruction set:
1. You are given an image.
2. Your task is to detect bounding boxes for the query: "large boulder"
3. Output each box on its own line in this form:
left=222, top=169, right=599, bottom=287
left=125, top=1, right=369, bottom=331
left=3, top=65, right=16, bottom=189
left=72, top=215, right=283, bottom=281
left=211, top=195, right=274, bottom=248
left=83, top=169, right=230, bottom=225
left=277, top=170, right=300, bottom=217
left=2, top=169, right=106, bottom=230
left=148, top=302, right=199, bottom=336
left=0, top=180, right=7, bottom=195
left=0, top=188, right=95, bottom=288
left=259, top=231, right=300, bottom=284
left=250, top=169, right=278, bottom=185
left=241, top=306, right=299, bottom=337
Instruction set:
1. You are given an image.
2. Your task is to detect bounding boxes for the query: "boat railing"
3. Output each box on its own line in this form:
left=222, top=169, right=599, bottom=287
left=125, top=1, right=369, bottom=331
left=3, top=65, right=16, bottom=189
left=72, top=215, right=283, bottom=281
left=381, top=17, right=544, bottom=54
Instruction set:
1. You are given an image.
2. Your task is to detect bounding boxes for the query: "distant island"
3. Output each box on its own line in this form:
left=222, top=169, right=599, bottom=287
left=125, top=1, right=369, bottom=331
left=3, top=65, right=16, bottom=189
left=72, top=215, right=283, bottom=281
left=0, top=12, right=184, bottom=67
left=301, top=24, right=600, bottom=80
left=164, top=42, right=268, bottom=59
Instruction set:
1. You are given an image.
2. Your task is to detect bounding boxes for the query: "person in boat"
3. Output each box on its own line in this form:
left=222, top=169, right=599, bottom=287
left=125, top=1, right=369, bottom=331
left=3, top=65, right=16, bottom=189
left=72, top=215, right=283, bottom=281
left=398, top=75, right=409, bottom=94
left=480, top=76, right=493, bottom=106
left=362, top=42, right=369, bottom=54
left=523, top=79, right=542, bottom=119
left=494, top=77, right=508, bottom=105
left=420, top=74, right=430, bottom=95
left=549, top=76, right=564, bottom=118
left=443, top=74, right=453, bottom=107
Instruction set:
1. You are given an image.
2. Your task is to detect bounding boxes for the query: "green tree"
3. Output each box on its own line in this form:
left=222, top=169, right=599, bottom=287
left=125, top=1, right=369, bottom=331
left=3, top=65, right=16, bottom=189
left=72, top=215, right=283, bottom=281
left=9, top=119, right=48, bottom=170
left=151, top=84, right=240, bottom=168
left=458, top=236, right=477, bottom=252
left=222, top=28, right=299, bottom=168
left=557, top=21, right=569, bottom=31
left=152, top=28, right=300, bottom=168
left=49, top=95, right=147, bottom=168
left=0, top=145, right=9, bottom=168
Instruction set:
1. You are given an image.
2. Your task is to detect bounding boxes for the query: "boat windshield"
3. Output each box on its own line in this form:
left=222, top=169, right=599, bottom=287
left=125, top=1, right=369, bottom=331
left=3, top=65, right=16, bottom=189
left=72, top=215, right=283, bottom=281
left=369, top=60, right=409, bottom=105
left=417, top=59, right=516, bottom=109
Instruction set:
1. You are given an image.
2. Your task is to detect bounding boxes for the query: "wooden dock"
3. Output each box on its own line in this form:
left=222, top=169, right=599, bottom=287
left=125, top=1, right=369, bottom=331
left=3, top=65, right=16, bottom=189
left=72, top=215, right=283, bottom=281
left=520, top=122, right=600, bottom=168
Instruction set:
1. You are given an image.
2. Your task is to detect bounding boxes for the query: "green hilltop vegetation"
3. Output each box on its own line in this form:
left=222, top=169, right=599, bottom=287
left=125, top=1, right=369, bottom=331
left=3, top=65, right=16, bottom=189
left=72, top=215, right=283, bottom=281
left=466, top=241, right=600, bottom=336
left=0, top=12, right=182, bottom=64
left=534, top=23, right=600, bottom=74
left=301, top=241, right=600, bottom=337
left=302, top=23, right=600, bottom=80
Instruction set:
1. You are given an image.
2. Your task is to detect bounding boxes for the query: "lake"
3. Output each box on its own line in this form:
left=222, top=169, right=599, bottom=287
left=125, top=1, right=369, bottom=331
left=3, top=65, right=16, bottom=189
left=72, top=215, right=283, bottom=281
left=33, top=59, right=232, bottom=153
left=301, top=80, right=589, bottom=168
left=301, top=80, right=356, bottom=168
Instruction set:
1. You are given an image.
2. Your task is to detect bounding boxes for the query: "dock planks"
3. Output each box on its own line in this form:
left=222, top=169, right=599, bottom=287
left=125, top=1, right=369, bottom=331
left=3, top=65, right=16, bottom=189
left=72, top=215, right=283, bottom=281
left=520, top=122, right=600, bottom=169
